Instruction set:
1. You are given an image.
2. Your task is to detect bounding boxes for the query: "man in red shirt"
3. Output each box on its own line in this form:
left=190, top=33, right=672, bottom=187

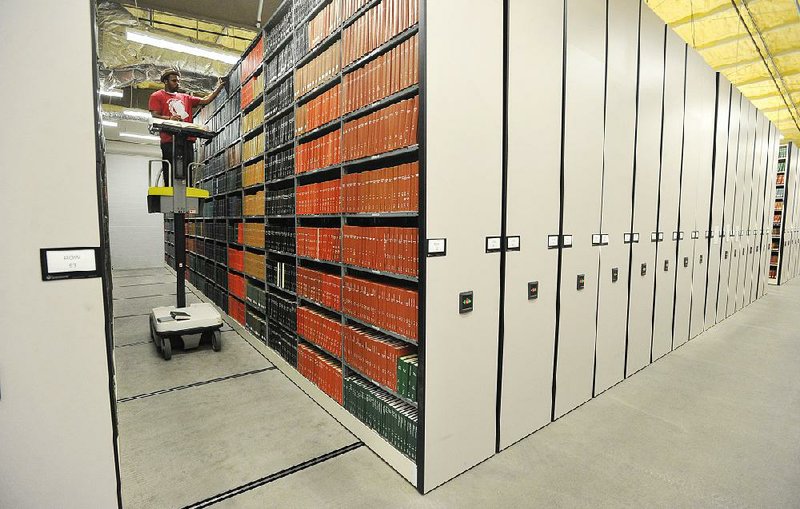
left=149, top=68, right=225, bottom=179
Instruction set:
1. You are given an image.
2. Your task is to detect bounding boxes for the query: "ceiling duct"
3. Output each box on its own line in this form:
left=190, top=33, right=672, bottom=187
left=96, top=1, right=245, bottom=94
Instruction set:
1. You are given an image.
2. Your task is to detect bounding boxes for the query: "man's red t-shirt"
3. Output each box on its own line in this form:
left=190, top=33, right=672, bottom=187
left=148, top=90, right=203, bottom=143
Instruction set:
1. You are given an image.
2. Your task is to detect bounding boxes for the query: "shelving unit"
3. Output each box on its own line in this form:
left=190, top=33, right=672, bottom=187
left=184, top=0, right=425, bottom=490
left=166, top=0, right=783, bottom=496
left=769, top=142, right=795, bottom=284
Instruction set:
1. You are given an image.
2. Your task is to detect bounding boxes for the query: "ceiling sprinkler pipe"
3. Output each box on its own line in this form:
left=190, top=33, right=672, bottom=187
left=256, top=0, right=264, bottom=28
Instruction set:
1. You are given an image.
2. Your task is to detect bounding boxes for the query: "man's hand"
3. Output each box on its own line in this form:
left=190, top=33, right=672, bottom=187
left=216, top=77, right=226, bottom=90
left=170, top=115, right=182, bottom=121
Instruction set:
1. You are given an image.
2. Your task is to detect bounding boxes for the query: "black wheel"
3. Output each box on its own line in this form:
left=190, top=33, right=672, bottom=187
left=211, top=330, right=222, bottom=352
left=151, top=320, right=161, bottom=352
left=162, top=337, right=172, bottom=361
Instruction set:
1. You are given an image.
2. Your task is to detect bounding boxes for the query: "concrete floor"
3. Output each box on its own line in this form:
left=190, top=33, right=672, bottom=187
left=112, top=267, right=800, bottom=508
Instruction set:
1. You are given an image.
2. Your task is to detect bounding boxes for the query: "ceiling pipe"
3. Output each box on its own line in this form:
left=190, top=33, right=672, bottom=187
left=256, top=0, right=264, bottom=28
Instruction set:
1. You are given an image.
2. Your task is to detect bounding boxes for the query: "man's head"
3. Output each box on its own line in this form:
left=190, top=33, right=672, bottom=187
left=161, top=69, right=180, bottom=92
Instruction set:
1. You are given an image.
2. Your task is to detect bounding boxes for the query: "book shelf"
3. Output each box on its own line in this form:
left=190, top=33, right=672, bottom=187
left=769, top=142, right=795, bottom=285
left=185, top=0, right=430, bottom=490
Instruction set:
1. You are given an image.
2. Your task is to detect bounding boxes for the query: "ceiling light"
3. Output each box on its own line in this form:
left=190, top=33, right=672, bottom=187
left=99, top=89, right=123, bottom=98
left=119, top=132, right=159, bottom=141
left=126, top=29, right=239, bottom=64
left=102, top=120, right=118, bottom=127
left=123, top=110, right=152, bottom=119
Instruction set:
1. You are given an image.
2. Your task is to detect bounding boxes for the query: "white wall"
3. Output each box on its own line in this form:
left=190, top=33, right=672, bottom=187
left=0, top=1, right=119, bottom=507
left=106, top=141, right=164, bottom=270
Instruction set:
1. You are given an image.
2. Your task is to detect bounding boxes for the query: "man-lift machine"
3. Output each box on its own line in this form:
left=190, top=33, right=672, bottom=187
left=146, top=118, right=222, bottom=360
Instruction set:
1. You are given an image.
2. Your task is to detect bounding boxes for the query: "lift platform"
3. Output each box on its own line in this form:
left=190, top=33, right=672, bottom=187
left=147, top=118, right=222, bottom=360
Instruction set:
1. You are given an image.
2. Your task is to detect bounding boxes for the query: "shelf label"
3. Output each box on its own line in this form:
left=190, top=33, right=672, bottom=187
left=486, top=236, right=502, bottom=253
left=506, top=236, right=521, bottom=251
left=427, top=238, right=447, bottom=257
left=548, top=235, right=560, bottom=249
left=40, top=247, right=101, bottom=281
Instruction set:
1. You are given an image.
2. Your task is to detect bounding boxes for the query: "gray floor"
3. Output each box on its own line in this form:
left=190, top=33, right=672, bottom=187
left=112, top=267, right=800, bottom=508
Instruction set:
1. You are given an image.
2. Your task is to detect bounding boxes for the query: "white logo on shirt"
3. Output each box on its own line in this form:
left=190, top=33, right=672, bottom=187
left=167, top=97, right=189, bottom=120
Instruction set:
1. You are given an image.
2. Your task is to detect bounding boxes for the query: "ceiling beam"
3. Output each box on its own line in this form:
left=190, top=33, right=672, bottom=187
left=693, top=19, right=796, bottom=50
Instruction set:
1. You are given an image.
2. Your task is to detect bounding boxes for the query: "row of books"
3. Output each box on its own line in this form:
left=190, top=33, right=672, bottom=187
left=268, top=146, right=295, bottom=181
left=266, top=188, right=295, bottom=215
left=266, top=77, right=294, bottom=119
left=269, top=292, right=297, bottom=332
left=228, top=247, right=244, bottom=272
left=295, top=39, right=341, bottom=99
left=245, top=251, right=266, bottom=280
left=344, top=376, right=417, bottom=460
left=297, top=266, right=342, bottom=310
left=341, top=0, right=419, bottom=67
left=196, top=195, right=240, bottom=218
left=243, top=160, right=265, bottom=188
left=212, top=167, right=241, bottom=195
left=296, top=83, right=341, bottom=135
left=299, top=343, right=344, bottom=405
left=205, top=90, right=240, bottom=133
left=776, top=173, right=785, bottom=185
left=268, top=259, right=296, bottom=292
left=229, top=295, right=247, bottom=325
left=296, top=129, right=342, bottom=173
left=342, top=0, right=371, bottom=21
left=267, top=225, right=296, bottom=253
left=341, top=162, right=418, bottom=213
left=396, top=354, right=417, bottom=402
left=247, top=281, right=268, bottom=312
left=243, top=222, right=266, bottom=249
left=343, top=34, right=418, bottom=114
left=204, top=117, right=240, bottom=161
left=244, top=190, right=266, bottom=216
left=298, top=306, right=342, bottom=356
left=242, top=101, right=265, bottom=135
left=267, top=111, right=295, bottom=149
left=297, top=179, right=342, bottom=215
left=240, top=36, right=264, bottom=82
left=269, top=324, right=298, bottom=366
left=247, top=310, right=267, bottom=339
left=297, top=227, right=341, bottom=261
left=243, top=132, right=265, bottom=162
left=266, top=39, right=295, bottom=85
left=306, top=0, right=342, bottom=51
left=344, top=325, right=415, bottom=392
left=342, top=226, right=418, bottom=277
left=227, top=142, right=242, bottom=169
left=343, top=275, right=417, bottom=340
left=241, top=72, right=265, bottom=110
left=265, top=7, right=292, bottom=57
left=245, top=279, right=267, bottom=312
left=342, top=95, right=418, bottom=161
left=229, top=272, right=246, bottom=299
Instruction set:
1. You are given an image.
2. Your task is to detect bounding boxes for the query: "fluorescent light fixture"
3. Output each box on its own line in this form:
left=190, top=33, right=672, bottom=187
left=102, top=120, right=118, bottom=127
left=126, top=29, right=239, bottom=64
left=99, top=89, right=123, bottom=98
left=123, top=110, right=152, bottom=119
left=120, top=132, right=159, bottom=141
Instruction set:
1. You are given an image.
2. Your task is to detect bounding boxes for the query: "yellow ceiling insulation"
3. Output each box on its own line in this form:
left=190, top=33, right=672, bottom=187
left=646, top=0, right=800, bottom=143
left=122, top=5, right=258, bottom=53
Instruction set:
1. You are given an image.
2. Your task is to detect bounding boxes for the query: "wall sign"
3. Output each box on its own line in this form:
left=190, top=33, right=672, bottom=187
left=40, top=247, right=102, bottom=281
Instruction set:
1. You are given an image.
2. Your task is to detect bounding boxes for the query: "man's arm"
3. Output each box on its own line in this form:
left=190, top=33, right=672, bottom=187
left=197, top=78, right=226, bottom=106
